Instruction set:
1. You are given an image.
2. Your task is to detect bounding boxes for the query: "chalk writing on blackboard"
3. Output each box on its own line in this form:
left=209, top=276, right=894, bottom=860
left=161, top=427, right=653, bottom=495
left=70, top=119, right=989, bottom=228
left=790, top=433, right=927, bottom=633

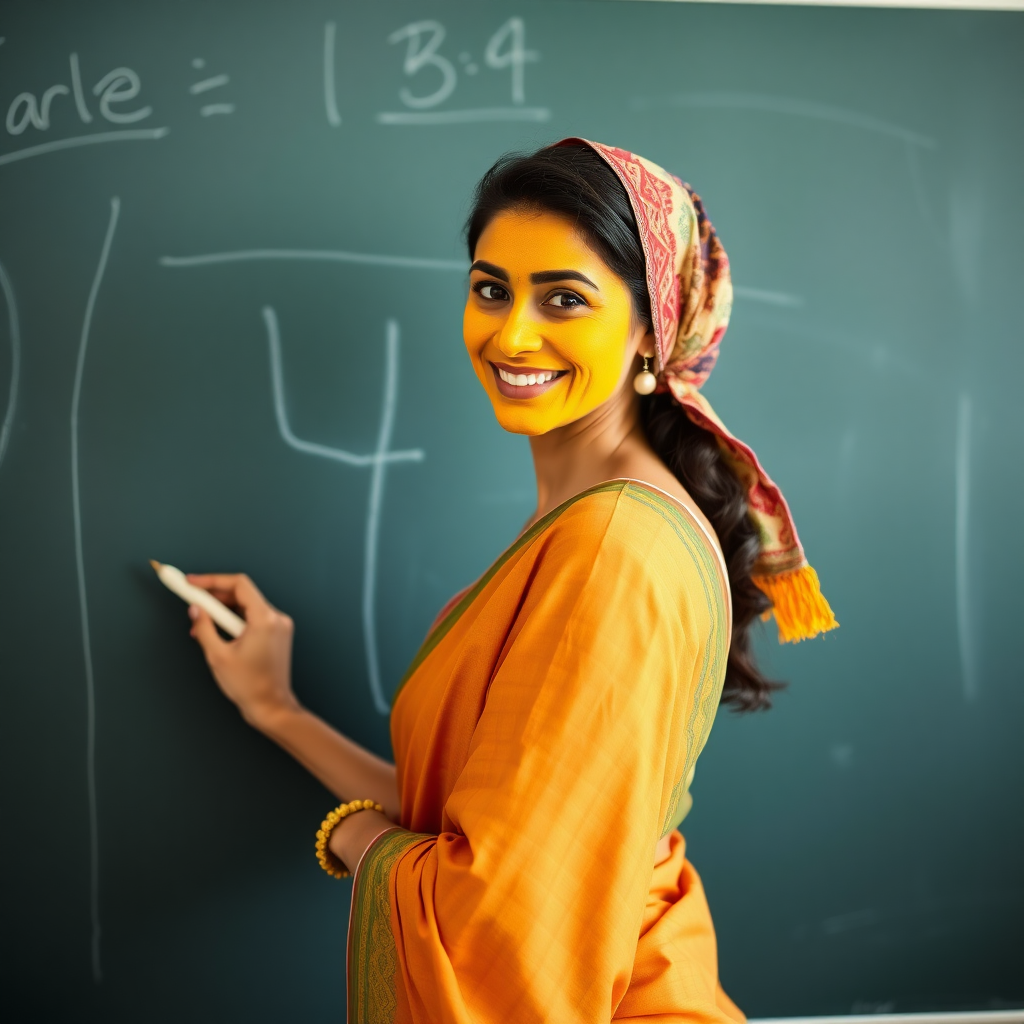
left=71, top=196, right=121, bottom=985
left=323, top=23, right=342, bottom=128
left=0, top=258, right=21, bottom=473
left=732, top=286, right=802, bottom=308
left=262, top=307, right=424, bottom=714
left=159, top=246, right=801, bottom=309
left=955, top=393, right=976, bottom=702
left=189, top=58, right=235, bottom=118
left=0, top=126, right=168, bottom=167
left=1, top=20, right=549, bottom=161
left=375, top=17, right=549, bottom=125
left=160, top=245, right=461, bottom=710
left=0, top=51, right=168, bottom=167
left=160, top=247, right=464, bottom=272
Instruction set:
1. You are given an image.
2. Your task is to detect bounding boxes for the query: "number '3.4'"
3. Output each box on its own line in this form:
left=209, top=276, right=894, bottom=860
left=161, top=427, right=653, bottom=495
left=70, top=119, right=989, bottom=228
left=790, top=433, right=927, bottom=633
left=387, top=18, right=538, bottom=110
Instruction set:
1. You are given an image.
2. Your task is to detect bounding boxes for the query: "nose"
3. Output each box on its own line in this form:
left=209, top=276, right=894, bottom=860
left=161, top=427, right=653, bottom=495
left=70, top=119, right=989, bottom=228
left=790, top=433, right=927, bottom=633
left=494, top=299, right=543, bottom=358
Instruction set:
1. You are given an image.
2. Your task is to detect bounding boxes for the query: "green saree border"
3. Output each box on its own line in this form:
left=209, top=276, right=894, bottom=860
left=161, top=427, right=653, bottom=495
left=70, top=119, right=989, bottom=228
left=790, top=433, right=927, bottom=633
left=347, top=827, right=432, bottom=1024
left=619, top=488, right=728, bottom=836
left=390, top=479, right=628, bottom=708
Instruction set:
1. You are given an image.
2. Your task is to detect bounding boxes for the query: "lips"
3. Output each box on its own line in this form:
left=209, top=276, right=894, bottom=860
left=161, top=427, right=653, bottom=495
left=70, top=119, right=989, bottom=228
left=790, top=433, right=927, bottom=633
left=490, top=362, right=568, bottom=400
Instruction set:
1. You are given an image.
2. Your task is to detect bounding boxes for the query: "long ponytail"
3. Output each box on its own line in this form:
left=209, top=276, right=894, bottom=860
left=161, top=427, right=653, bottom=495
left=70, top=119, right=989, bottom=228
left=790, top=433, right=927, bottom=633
left=640, top=393, right=780, bottom=709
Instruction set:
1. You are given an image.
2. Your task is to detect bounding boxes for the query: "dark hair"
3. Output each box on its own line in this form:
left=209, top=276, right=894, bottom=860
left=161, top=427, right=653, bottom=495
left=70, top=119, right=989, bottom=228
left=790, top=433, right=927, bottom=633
left=466, top=143, right=781, bottom=711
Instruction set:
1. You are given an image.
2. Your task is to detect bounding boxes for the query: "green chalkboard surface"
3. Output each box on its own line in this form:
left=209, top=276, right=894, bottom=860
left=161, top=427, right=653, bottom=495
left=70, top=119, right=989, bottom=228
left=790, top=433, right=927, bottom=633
left=1, top=1, right=1021, bottom=1019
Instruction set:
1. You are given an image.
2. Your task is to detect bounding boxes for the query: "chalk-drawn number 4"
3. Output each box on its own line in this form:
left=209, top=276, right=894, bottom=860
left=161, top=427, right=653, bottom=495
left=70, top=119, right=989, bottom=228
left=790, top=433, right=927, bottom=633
left=484, top=18, right=537, bottom=105
left=388, top=18, right=537, bottom=110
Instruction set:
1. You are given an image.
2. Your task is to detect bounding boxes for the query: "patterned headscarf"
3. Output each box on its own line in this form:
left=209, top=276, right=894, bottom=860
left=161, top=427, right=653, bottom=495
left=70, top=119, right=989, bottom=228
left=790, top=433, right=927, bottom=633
left=557, top=138, right=837, bottom=642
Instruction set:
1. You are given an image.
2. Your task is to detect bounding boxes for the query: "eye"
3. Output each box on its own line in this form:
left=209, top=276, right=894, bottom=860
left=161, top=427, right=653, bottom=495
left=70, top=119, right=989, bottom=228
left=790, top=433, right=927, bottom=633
left=474, top=281, right=510, bottom=302
left=546, top=291, right=588, bottom=309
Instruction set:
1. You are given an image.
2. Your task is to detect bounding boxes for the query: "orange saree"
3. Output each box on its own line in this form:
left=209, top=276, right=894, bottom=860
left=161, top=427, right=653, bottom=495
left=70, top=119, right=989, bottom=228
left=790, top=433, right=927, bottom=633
left=348, top=480, right=745, bottom=1023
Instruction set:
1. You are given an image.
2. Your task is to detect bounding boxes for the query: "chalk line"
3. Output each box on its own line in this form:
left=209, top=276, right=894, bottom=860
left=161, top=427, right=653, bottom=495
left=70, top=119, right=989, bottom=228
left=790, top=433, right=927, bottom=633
left=261, top=308, right=423, bottom=714
left=733, top=285, right=803, bottom=308
left=0, top=259, right=21, bottom=473
left=955, top=393, right=977, bottom=701
left=631, top=92, right=935, bottom=149
left=376, top=107, right=550, bottom=125
left=69, top=54, right=92, bottom=125
left=189, top=74, right=229, bottom=95
left=0, top=128, right=169, bottom=167
left=160, top=250, right=796, bottom=311
left=263, top=308, right=421, bottom=468
left=363, top=321, right=402, bottom=714
left=200, top=104, right=235, bottom=117
left=324, top=22, right=342, bottom=127
left=71, top=196, right=121, bottom=984
left=161, top=249, right=465, bottom=272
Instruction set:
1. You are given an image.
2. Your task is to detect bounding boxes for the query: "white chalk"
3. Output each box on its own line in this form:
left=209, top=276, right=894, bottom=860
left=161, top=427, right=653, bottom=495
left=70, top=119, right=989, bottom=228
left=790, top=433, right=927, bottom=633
left=150, top=560, right=246, bottom=638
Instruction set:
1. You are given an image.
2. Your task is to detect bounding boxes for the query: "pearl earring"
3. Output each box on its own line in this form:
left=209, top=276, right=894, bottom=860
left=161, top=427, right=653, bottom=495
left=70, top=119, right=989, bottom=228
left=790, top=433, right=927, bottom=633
left=633, top=355, right=657, bottom=395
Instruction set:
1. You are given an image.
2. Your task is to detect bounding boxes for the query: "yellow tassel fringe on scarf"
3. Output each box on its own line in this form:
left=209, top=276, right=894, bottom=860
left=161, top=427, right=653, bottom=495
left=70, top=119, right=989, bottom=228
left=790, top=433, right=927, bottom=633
left=753, top=566, right=839, bottom=643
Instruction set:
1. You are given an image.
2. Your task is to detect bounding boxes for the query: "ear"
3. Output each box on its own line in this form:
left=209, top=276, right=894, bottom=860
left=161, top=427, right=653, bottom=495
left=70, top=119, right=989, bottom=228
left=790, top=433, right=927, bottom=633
left=638, top=327, right=657, bottom=361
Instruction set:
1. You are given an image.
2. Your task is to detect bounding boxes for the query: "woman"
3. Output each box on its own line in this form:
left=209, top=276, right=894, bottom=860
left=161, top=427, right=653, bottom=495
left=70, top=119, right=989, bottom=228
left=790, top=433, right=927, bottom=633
left=186, top=140, right=836, bottom=1023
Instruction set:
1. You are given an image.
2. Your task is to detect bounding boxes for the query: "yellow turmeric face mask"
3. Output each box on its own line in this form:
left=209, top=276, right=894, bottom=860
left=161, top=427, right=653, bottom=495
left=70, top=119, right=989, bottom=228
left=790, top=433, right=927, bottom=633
left=463, top=209, right=644, bottom=436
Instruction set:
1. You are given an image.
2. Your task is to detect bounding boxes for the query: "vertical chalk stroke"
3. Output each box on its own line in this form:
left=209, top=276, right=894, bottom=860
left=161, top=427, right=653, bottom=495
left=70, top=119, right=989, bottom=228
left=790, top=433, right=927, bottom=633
left=262, top=308, right=423, bottom=713
left=955, top=393, right=977, bottom=702
left=324, top=22, right=342, bottom=127
left=0, top=259, right=22, bottom=473
left=362, top=320, right=399, bottom=715
left=71, top=196, right=120, bottom=983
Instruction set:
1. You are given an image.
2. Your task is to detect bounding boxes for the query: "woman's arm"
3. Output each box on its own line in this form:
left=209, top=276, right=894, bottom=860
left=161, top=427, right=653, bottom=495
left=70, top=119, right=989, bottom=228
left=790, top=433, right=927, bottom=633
left=186, top=573, right=400, bottom=819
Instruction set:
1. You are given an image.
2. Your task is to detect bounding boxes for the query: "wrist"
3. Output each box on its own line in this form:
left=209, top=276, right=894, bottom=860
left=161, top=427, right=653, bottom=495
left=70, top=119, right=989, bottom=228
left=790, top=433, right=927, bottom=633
left=326, top=807, right=394, bottom=874
left=244, top=695, right=304, bottom=736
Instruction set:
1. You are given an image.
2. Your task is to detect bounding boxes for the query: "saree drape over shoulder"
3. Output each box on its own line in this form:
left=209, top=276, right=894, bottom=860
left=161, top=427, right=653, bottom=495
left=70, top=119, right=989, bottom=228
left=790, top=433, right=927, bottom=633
left=348, top=481, right=745, bottom=1024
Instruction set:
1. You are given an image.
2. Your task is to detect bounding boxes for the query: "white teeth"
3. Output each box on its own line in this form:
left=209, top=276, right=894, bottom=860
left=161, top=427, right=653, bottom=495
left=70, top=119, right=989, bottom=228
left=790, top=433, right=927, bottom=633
left=498, top=367, right=560, bottom=386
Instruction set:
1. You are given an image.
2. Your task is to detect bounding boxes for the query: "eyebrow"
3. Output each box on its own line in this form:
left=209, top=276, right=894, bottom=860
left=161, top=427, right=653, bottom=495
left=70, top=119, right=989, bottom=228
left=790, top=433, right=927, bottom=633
left=529, top=270, right=599, bottom=289
left=469, top=260, right=509, bottom=281
left=469, top=260, right=600, bottom=291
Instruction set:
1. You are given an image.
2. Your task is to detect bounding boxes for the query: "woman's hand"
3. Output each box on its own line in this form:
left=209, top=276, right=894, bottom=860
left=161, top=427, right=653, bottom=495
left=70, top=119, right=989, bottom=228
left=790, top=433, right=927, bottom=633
left=186, top=573, right=299, bottom=732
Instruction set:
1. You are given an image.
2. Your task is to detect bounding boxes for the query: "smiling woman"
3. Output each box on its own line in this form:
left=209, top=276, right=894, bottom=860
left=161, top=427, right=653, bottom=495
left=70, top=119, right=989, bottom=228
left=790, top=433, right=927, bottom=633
left=464, top=208, right=647, bottom=432
left=185, top=139, right=836, bottom=1023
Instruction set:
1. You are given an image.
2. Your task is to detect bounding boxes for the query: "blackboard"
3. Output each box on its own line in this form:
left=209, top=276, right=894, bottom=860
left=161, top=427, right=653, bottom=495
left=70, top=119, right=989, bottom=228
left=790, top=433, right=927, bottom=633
left=1, top=1, right=1021, bottom=1019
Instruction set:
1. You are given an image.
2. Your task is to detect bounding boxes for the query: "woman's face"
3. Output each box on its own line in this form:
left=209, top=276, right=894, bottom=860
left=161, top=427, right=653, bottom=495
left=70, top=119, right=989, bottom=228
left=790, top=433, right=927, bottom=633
left=463, top=208, right=650, bottom=436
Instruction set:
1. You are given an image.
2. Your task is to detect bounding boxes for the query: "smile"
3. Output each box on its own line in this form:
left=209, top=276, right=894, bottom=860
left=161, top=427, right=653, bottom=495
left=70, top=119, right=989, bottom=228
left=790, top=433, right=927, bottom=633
left=497, top=367, right=560, bottom=386
left=490, top=362, right=568, bottom=399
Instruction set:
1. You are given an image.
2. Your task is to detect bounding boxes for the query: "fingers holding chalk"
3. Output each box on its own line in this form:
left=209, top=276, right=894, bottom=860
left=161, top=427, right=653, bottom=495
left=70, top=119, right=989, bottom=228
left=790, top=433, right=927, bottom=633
left=186, top=573, right=268, bottom=619
left=151, top=561, right=246, bottom=638
left=172, top=569, right=298, bottom=729
left=189, top=604, right=230, bottom=661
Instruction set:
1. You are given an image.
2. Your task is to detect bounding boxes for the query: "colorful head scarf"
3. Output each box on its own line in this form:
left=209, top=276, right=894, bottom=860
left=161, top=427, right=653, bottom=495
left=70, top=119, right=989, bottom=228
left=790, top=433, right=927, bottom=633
left=556, top=138, right=837, bottom=643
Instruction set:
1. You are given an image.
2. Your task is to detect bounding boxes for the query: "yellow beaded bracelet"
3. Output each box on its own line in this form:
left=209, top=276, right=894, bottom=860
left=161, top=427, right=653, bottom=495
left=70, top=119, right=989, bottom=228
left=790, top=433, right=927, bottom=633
left=314, top=799, right=384, bottom=879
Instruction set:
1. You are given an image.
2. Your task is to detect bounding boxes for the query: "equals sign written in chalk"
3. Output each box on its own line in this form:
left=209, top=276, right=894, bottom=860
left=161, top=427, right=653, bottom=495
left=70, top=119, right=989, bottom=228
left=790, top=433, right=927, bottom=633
left=150, top=560, right=246, bottom=637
